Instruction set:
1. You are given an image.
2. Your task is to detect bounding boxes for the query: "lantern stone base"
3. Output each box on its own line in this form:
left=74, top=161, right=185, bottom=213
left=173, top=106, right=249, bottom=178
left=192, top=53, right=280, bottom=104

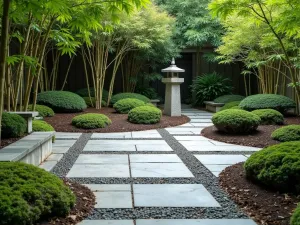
left=162, top=78, right=184, bottom=116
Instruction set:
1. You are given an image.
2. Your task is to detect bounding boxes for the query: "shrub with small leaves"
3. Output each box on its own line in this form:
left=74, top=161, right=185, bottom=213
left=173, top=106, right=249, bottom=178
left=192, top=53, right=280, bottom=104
left=110, top=93, right=150, bottom=105
left=271, top=125, right=300, bottom=142
left=32, top=120, right=55, bottom=142
left=114, top=98, right=145, bottom=114
left=27, top=104, right=54, bottom=117
left=128, top=106, right=161, bottom=124
left=291, top=204, right=300, bottom=225
left=220, top=101, right=241, bottom=111
left=214, top=95, right=245, bottom=103
left=252, top=109, right=284, bottom=125
left=72, top=113, right=111, bottom=129
left=1, top=113, right=27, bottom=138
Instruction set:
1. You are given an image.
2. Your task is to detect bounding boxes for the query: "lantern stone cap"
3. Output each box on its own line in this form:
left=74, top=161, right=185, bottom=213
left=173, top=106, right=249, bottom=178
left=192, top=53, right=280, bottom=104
left=161, top=58, right=185, bottom=73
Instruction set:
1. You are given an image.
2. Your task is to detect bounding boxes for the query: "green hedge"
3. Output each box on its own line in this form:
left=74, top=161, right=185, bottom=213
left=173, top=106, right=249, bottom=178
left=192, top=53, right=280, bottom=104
left=291, top=204, right=300, bottom=225
left=83, top=97, right=106, bottom=107
left=214, top=95, right=245, bottom=103
left=1, top=113, right=27, bottom=138
left=220, top=101, right=241, bottom=111
left=0, top=162, right=75, bottom=225
left=244, top=141, right=300, bottom=194
left=114, top=98, right=145, bottom=114
left=239, top=94, right=296, bottom=112
left=252, top=109, right=284, bottom=125
left=32, top=120, right=55, bottom=142
left=110, top=93, right=150, bottom=105
left=72, top=113, right=111, bottom=129
left=76, top=88, right=109, bottom=101
left=212, top=109, right=261, bottom=134
left=271, top=125, right=300, bottom=142
left=37, top=91, right=87, bottom=113
left=27, top=104, right=55, bottom=117
left=128, top=106, right=161, bottom=124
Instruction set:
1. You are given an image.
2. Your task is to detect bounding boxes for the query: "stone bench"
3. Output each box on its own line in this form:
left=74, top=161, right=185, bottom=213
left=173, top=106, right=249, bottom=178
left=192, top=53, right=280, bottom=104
left=0, top=132, right=55, bottom=166
left=8, top=111, right=39, bottom=133
left=150, top=99, right=160, bottom=107
left=204, top=101, right=225, bottom=113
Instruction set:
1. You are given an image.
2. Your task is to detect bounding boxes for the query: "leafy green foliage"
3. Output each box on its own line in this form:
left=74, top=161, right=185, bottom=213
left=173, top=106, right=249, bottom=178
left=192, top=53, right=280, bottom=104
left=37, top=91, right=87, bottom=113
left=72, top=113, right=111, bottom=129
left=76, top=88, right=109, bottom=102
left=244, top=141, right=300, bottom=193
left=220, top=101, right=241, bottom=111
left=110, top=93, right=150, bottom=105
left=135, top=86, right=160, bottom=100
left=113, top=98, right=145, bottom=114
left=271, top=125, right=300, bottom=142
left=32, top=120, right=55, bottom=142
left=214, top=95, right=245, bottom=104
left=212, top=109, right=260, bottom=134
left=27, top=104, right=55, bottom=117
left=191, top=72, right=232, bottom=105
left=291, top=204, right=300, bottom=225
left=239, top=94, right=296, bottom=112
left=1, top=113, right=27, bottom=138
left=0, top=162, right=75, bottom=225
left=252, top=109, right=284, bottom=125
left=83, top=97, right=106, bottom=108
left=128, top=106, right=161, bottom=124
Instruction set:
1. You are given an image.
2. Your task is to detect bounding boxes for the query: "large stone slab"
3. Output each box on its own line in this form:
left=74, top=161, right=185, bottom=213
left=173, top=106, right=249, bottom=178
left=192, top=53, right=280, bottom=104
left=136, top=144, right=173, bottom=152
left=185, top=145, right=260, bottom=152
left=166, top=128, right=203, bottom=135
left=190, top=119, right=212, bottom=123
left=75, top=154, right=128, bottom=164
left=174, top=136, right=209, bottom=141
left=135, top=219, right=257, bottom=225
left=133, top=184, right=220, bottom=207
left=194, top=155, right=247, bottom=165
left=79, top=220, right=134, bottom=225
left=84, top=184, right=131, bottom=192
left=94, top=191, right=132, bottom=208
left=53, top=140, right=76, bottom=147
left=83, top=144, right=136, bottom=152
left=55, top=132, right=82, bottom=139
left=131, top=130, right=162, bottom=139
left=130, top=154, right=182, bottom=163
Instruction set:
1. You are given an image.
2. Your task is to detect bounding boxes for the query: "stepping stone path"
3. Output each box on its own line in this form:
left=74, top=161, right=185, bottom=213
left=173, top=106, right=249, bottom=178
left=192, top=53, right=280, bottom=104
left=47, top=105, right=260, bottom=225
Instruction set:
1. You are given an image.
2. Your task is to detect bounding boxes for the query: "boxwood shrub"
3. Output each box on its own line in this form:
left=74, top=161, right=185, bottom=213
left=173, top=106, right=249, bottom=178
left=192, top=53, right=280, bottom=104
left=32, top=120, right=55, bottom=142
left=1, top=112, right=27, bottom=138
left=27, top=104, right=55, bottom=117
left=291, top=204, right=300, bottom=225
left=37, top=91, right=87, bottom=113
left=0, top=162, right=75, bottom=225
left=72, top=113, right=111, bottom=129
left=244, top=141, right=300, bottom=193
left=271, top=125, right=300, bottom=142
left=83, top=97, right=106, bottom=107
left=128, top=106, right=162, bottom=124
left=110, top=93, right=150, bottom=105
left=220, top=101, right=241, bottom=111
left=114, top=98, right=145, bottom=114
left=76, top=88, right=109, bottom=101
left=239, top=94, right=296, bottom=112
left=214, top=95, right=245, bottom=104
left=212, top=109, right=261, bottom=134
left=252, top=109, right=284, bottom=125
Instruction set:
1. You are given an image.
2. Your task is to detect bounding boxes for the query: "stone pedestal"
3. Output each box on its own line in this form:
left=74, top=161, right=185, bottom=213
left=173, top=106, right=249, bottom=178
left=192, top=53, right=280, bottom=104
left=162, top=78, right=184, bottom=116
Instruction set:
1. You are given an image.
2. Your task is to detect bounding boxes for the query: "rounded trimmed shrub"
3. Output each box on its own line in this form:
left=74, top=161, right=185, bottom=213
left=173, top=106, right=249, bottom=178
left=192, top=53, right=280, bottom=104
left=212, top=109, right=261, bottom=134
left=291, top=204, right=300, bottom=225
left=76, top=88, right=109, bottom=101
left=244, top=141, right=300, bottom=193
left=32, top=120, right=55, bottom=142
left=128, top=106, right=162, bottom=124
left=37, top=91, right=87, bottom=113
left=72, top=113, right=111, bottom=129
left=239, top=94, right=296, bottom=112
left=0, top=162, right=75, bottom=225
left=110, top=93, right=150, bottom=105
left=220, top=101, right=241, bottom=111
left=252, top=109, right=284, bottom=125
left=271, top=125, right=300, bottom=142
left=214, top=94, right=245, bottom=103
left=113, top=98, right=145, bottom=114
left=27, top=104, right=55, bottom=117
left=1, top=113, right=27, bottom=138
left=83, top=97, right=106, bottom=107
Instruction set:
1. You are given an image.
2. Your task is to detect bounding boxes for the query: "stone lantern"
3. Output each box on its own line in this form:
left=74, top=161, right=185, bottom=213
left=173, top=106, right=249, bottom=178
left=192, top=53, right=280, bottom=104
left=161, top=58, right=185, bottom=116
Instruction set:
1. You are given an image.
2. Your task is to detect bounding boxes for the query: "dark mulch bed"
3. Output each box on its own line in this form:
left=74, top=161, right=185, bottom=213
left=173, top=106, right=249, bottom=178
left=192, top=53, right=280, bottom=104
left=202, top=116, right=300, bottom=148
left=45, top=107, right=190, bottom=133
left=219, top=163, right=299, bottom=225
left=39, top=179, right=95, bottom=225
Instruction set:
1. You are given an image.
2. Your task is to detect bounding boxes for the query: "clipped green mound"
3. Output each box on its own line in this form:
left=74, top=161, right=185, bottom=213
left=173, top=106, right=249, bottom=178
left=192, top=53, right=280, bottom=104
left=110, top=93, right=150, bottom=105
left=32, top=120, right=55, bottom=142
left=212, top=109, right=261, bottom=134
left=76, top=88, right=109, bottom=101
left=114, top=98, right=145, bottom=114
left=220, top=101, right=241, bottom=111
left=214, top=95, right=245, bottom=103
left=72, top=113, right=111, bottom=129
left=291, top=204, right=300, bottom=225
left=271, top=125, right=300, bottom=142
left=244, top=141, right=300, bottom=193
left=0, top=162, right=75, bottom=225
left=27, top=104, right=54, bottom=117
left=128, top=106, right=161, bottom=124
left=37, top=91, right=87, bottom=113
left=1, top=113, right=27, bottom=138
left=83, top=97, right=106, bottom=107
left=239, top=94, right=296, bottom=112
left=252, top=109, right=284, bottom=125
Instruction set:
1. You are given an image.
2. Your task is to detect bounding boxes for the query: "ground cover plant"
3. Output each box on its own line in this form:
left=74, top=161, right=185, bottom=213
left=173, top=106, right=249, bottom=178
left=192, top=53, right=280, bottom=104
left=252, top=109, right=284, bottom=125
left=219, top=101, right=241, bottom=111
left=291, top=204, right=300, bottom=225
left=72, top=113, right=112, bottom=129
left=1, top=113, right=27, bottom=138
left=27, top=104, right=55, bottom=117
left=214, top=95, right=244, bottom=103
left=114, top=98, right=145, bottom=114
left=271, top=125, right=300, bottom=142
left=0, top=162, right=75, bottom=225
left=110, top=93, right=150, bottom=105
left=128, top=105, right=162, bottom=124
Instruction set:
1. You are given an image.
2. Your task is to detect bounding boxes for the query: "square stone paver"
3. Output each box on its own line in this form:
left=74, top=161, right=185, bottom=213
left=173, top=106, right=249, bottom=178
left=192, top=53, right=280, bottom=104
left=135, top=219, right=257, bottom=225
left=91, top=132, right=132, bottom=139
left=133, top=184, right=220, bottom=207
left=55, top=132, right=82, bottom=140
left=79, top=220, right=134, bottom=225
left=130, top=154, right=182, bottom=163
left=83, top=144, right=136, bottom=152
left=166, top=128, right=202, bottom=135
left=195, top=155, right=247, bottom=165
left=174, top=136, right=209, bottom=141
left=131, top=163, right=193, bottom=178
left=53, top=140, right=76, bottom=147
left=131, top=130, right=162, bottom=138
left=136, top=144, right=173, bottom=152
left=75, top=154, right=128, bottom=164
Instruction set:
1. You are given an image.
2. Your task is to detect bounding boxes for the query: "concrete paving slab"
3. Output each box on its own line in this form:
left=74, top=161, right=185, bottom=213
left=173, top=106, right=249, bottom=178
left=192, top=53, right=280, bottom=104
left=83, top=145, right=136, bottom=152
left=190, top=119, right=212, bottom=123
left=94, top=191, right=132, bottom=208
left=84, top=184, right=131, bottom=192
left=130, top=154, right=182, bottom=163
left=52, top=147, right=70, bottom=153
left=79, top=220, right=134, bottom=225
left=194, top=155, right=247, bottom=165
left=136, top=144, right=173, bottom=152
left=174, top=136, right=209, bottom=141
left=91, top=132, right=132, bottom=139
left=136, top=219, right=257, bottom=225
left=186, top=145, right=261, bottom=152
left=39, top=161, right=57, bottom=171
left=55, top=132, right=82, bottom=139
left=46, top=153, right=63, bottom=161
left=75, top=154, right=128, bottom=164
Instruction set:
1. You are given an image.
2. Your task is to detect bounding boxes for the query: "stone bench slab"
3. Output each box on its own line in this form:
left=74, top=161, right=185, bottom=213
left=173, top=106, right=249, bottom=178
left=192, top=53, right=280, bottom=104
left=204, top=101, right=224, bottom=113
